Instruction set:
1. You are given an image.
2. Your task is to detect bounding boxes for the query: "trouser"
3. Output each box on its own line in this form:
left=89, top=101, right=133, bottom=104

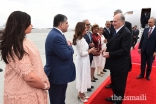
left=140, top=51, right=153, bottom=77
left=111, top=71, right=129, bottom=104
left=49, top=83, right=67, bottom=104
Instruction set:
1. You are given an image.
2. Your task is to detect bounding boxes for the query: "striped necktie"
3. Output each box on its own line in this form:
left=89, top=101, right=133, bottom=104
left=148, top=27, right=152, bottom=38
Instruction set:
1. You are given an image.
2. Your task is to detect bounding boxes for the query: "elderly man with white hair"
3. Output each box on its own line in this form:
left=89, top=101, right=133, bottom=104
left=105, top=9, right=133, bottom=89
left=103, top=13, right=132, bottom=104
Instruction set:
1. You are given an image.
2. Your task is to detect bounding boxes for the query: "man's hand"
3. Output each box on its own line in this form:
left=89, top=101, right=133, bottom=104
left=103, top=52, right=109, bottom=58
left=67, top=40, right=72, bottom=46
left=89, top=43, right=94, bottom=47
left=138, top=49, right=141, bottom=54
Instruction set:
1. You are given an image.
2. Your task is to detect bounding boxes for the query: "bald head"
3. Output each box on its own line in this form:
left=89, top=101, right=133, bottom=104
left=113, top=13, right=125, bottom=29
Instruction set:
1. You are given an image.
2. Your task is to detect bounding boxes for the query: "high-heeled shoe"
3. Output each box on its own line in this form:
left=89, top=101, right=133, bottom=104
left=94, top=77, right=98, bottom=80
left=100, top=72, right=105, bottom=74
left=91, top=79, right=96, bottom=82
left=84, top=95, right=89, bottom=99
left=77, top=96, right=88, bottom=102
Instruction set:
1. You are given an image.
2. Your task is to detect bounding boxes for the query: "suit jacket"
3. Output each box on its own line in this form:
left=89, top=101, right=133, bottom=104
left=44, top=28, right=76, bottom=85
left=84, top=31, right=92, bottom=49
left=139, top=27, right=156, bottom=54
left=133, top=29, right=139, bottom=38
left=125, top=21, right=132, bottom=33
left=105, top=26, right=132, bottom=72
left=84, top=31, right=93, bottom=63
left=103, top=28, right=112, bottom=42
left=110, top=24, right=115, bottom=38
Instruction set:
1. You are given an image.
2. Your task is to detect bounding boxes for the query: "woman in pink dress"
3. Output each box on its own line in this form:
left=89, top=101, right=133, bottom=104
left=0, top=11, right=49, bottom=104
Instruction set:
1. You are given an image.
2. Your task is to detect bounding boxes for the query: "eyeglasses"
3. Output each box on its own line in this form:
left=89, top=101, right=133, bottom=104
left=86, top=24, right=91, bottom=26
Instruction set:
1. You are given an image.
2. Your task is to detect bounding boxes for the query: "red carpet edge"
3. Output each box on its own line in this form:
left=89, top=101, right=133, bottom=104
left=84, top=76, right=110, bottom=104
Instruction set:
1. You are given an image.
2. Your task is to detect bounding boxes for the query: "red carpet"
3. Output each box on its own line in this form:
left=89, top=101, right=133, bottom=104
left=85, top=45, right=156, bottom=104
left=131, top=44, right=156, bottom=66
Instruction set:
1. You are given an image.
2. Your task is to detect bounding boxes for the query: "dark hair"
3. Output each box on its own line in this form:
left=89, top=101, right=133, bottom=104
left=73, top=22, right=86, bottom=45
left=0, top=11, right=31, bottom=64
left=53, top=14, right=67, bottom=27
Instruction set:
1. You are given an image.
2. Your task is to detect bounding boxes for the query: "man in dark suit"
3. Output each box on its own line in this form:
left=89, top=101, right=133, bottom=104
left=103, top=13, right=132, bottom=104
left=44, top=14, right=76, bottom=104
left=103, top=21, right=111, bottom=42
left=83, top=19, right=95, bottom=91
left=105, top=9, right=132, bottom=89
left=132, top=25, right=139, bottom=48
left=137, top=17, right=156, bottom=80
left=103, top=21, right=111, bottom=72
left=141, top=12, right=148, bottom=28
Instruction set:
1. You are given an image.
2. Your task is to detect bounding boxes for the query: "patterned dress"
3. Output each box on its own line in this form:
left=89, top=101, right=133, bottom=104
left=75, top=38, right=91, bottom=93
left=3, top=38, right=48, bottom=104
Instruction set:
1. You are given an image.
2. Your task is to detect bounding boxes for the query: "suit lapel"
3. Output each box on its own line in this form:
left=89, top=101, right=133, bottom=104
left=104, top=28, right=110, bottom=35
left=149, top=27, right=156, bottom=38
left=108, top=26, right=125, bottom=44
left=53, top=28, right=66, bottom=41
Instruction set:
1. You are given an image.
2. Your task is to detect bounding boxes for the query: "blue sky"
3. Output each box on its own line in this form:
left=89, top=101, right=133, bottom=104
left=0, top=0, right=155, bottom=29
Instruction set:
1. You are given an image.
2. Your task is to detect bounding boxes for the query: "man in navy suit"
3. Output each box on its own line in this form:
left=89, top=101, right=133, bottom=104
left=137, top=17, right=156, bottom=80
left=44, top=14, right=76, bottom=104
left=83, top=19, right=95, bottom=91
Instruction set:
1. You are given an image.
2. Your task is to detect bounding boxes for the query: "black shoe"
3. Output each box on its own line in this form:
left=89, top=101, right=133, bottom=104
left=103, top=69, right=107, bottom=72
left=87, top=88, right=92, bottom=92
left=94, top=77, right=98, bottom=80
left=0, top=68, right=3, bottom=72
left=137, top=75, right=144, bottom=79
left=105, top=84, right=112, bottom=88
left=105, top=97, right=113, bottom=102
left=91, top=79, right=96, bottom=82
left=91, top=86, right=94, bottom=89
left=146, top=77, right=150, bottom=80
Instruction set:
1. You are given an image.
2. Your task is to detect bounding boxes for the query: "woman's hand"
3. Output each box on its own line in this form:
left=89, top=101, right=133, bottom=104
left=89, top=43, right=95, bottom=47
left=43, top=79, right=50, bottom=90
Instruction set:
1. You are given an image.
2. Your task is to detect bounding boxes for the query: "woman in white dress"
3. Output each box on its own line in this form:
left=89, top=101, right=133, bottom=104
left=96, top=27, right=107, bottom=76
left=72, top=22, right=96, bottom=102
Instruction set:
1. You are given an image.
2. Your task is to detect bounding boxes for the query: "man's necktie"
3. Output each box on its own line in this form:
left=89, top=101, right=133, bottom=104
left=148, top=27, right=152, bottom=38
left=113, top=30, right=116, bottom=36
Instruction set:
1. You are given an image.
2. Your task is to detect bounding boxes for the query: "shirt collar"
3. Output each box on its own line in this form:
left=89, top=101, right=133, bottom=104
left=150, top=25, right=155, bottom=29
left=115, top=25, right=124, bottom=33
left=53, top=27, right=64, bottom=35
left=106, top=28, right=109, bottom=30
